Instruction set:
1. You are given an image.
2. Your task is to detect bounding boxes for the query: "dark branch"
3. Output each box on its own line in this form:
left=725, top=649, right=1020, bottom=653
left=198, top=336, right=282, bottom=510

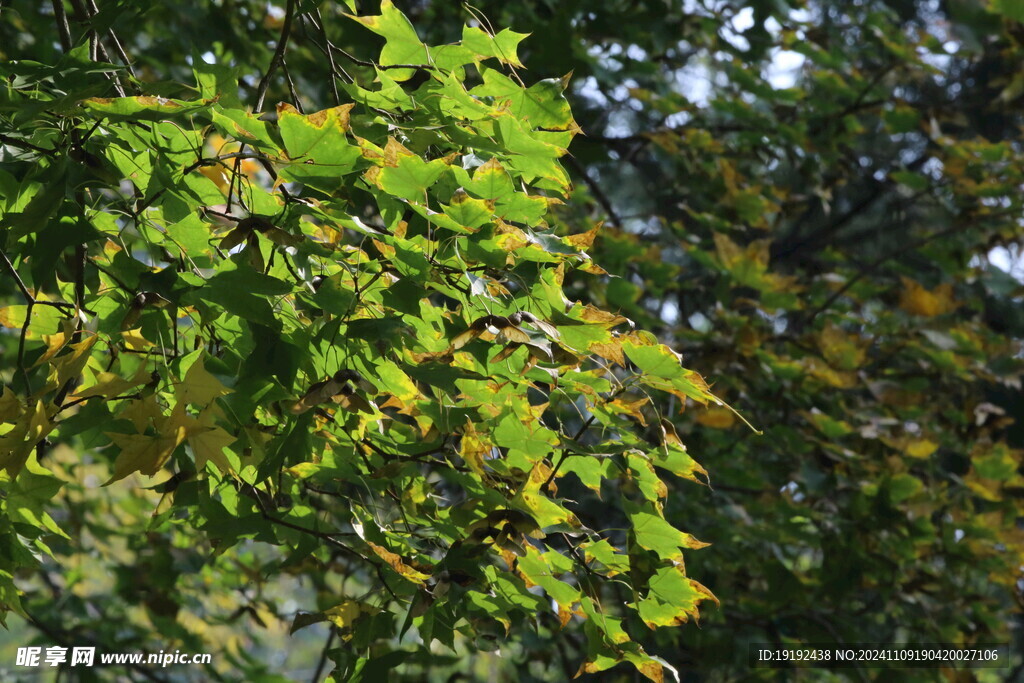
left=565, top=155, right=623, bottom=228
left=50, top=0, right=73, bottom=52
left=255, top=0, right=298, bottom=112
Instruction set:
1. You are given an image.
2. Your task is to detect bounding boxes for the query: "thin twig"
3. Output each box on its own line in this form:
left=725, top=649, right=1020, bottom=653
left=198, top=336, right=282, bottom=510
left=0, top=248, right=88, bottom=312
left=311, top=8, right=344, bottom=101
left=0, top=247, right=36, bottom=303
left=66, top=0, right=96, bottom=59
left=87, top=0, right=136, bottom=78
left=282, top=59, right=304, bottom=113
left=804, top=221, right=965, bottom=324
left=67, top=0, right=127, bottom=95
left=50, top=0, right=73, bottom=52
left=127, top=151, right=278, bottom=220
left=246, top=483, right=363, bottom=559
left=565, top=155, right=623, bottom=228
left=57, top=392, right=142, bottom=413
left=332, top=45, right=436, bottom=72
left=16, top=301, right=33, bottom=394
left=88, top=258, right=132, bottom=293
left=0, top=134, right=56, bottom=156
left=255, top=0, right=298, bottom=112
left=544, top=385, right=628, bottom=487
left=300, top=13, right=353, bottom=86
left=311, top=628, right=336, bottom=683
left=182, top=151, right=274, bottom=176
left=73, top=243, right=86, bottom=330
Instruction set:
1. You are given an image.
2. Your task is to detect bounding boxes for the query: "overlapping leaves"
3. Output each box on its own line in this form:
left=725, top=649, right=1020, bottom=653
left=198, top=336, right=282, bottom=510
left=0, top=3, right=723, bottom=680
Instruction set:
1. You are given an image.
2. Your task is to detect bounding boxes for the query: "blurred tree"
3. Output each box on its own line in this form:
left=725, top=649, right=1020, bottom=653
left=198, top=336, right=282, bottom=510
left=414, top=0, right=1024, bottom=678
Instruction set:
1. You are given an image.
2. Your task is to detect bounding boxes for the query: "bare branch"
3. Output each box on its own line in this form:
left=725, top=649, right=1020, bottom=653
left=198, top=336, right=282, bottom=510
left=565, top=155, right=623, bottom=228
left=255, top=0, right=298, bottom=113
left=50, top=0, right=73, bottom=52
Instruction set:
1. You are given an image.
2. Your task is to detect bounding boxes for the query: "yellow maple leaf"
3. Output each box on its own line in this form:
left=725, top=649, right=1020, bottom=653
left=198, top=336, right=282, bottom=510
left=906, top=439, right=938, bottom=459
left=0, top=400, right=53, bottom=476
left=117, top=394, right=165, bottom=432
left=459, top=420, right=491, bottom=477
left=712, top=232, right=746, bottom=269
left=105, top=425, right=187, bottom=484
left=695, top=406, right=736, bottom=429
left=121, top=328, right=154, bottom=350
left=366, top=542, right=431, bottom=584
left=566, top=222, right=601, bottom=249
left=589, top=340, right=626, bottom=367
left=73, top=364, right=153, bottom=400
left=52, top=335, right=99, bottom=388
left=818, top=324, right=868, bottom=371
left=323, top=601, right=362, bottom=629
left=187, top=416, right=237, bottom=475
left=0, top=386, right=23, bottom=422
left=178, top=357, right=230, bottom=405
left=579, top=304, right=629, bottom=326
left=34, top=318, right=77, bottom=366
left=899, top=277, right=957, bottom=316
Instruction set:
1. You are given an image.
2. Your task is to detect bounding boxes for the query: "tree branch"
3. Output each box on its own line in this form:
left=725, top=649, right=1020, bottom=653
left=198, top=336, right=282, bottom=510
left=86, top=0, right=136, bottom=78
left=804, top=221, right=966, bottom=324
left=50, top=0, right=73, bottom=52
left=255, top=0, right=297, bottom=113
left=565, top=155, right=623, bottom=228
left=310, top=8, right=344, bottom=101
left=311, top=628, right=336, bottom=683
left=25, top=611, right=172, bottom=683
left=0, top=247, right=90, bottom=312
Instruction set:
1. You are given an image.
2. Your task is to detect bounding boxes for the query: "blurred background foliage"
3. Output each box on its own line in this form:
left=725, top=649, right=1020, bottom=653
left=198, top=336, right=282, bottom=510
left=1, top=0, right=1023, bottom=680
